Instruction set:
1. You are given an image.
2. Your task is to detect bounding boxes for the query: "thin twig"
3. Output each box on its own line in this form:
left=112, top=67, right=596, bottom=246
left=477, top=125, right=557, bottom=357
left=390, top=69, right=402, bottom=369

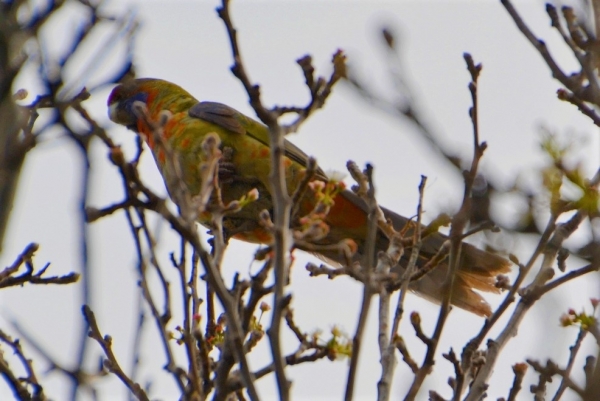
left=506, top=363, right=528, bottom=401
left=405, top=54, right=486, bottom=401
left=528, top=358, right=586, bottom=398
left=557, top=88, right=600, bottom=127
left=0, top=243, right=79, bottom=288
left=344, top=163, right=385, bottom=401
left=0, top=329, right=46, bottom=401
left=82, top=306, right=150, bottom=401
left=552, top=329, right=587, bottom=400
left=217, top=2, right=290, bottom=399
left=501, top=0, right=575, bottom=96
left=463, top=213, right=589, bottom=401
left=377, top=177, right=425, bottom=401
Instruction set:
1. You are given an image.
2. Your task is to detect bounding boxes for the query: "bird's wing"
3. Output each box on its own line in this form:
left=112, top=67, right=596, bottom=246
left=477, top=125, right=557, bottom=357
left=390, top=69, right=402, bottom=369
left=188, top=101, right=246, bottom=135
left=189, top=101, right=328, bottom=180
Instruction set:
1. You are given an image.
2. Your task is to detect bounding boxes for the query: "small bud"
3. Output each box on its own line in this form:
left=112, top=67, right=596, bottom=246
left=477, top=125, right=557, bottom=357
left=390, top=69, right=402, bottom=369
left=85, top=207, right=101, bottom=223
left=224, top=200, right=240, bottom=212
left=472, top=353, right=487, bottom=366
left=103, top=359, right=114, bottom=371
left=13, top=89, right=28, bottom=101
left=332, top=49, right=347, bottom=79
left=326, top=170, right=347, bottom=182
left=495, top=274, right=511, bottom=290
left=560, top=313, right=573, bottom=327
left=247, top=188, right=259, bottom=201
left=158, top=110, right=172, bottom=126
left=202, top=132, right=221, bottom=153
left=259, top=209, right=272, bottom=225
left=109, top=146, right=125, bottom=166
left=410, top=311, right=421, bottom=326
left=382, top=28, right=395, bottom=48
left=331, top=326, right=342, bottom=337
left=512, top=362, right=528, bottom=374
left=308, top=181, right=325, bottom=192
left=342, top=239, right=358, bottom=255
left=557, top=88, right=568, bottom=101
left=259, top=302, right=271, bottom=312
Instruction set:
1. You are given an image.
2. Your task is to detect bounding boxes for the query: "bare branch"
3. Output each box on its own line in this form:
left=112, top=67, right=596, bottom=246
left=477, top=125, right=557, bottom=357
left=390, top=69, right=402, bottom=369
left=0, top=243, right=79, bottom=288
left=552, top=330, right=587, bottom=400
left=82, top=306, right=150, bottom=401
left=0, top=329, right=46, bottom=401
left=405, top=53, right=487, bottom=401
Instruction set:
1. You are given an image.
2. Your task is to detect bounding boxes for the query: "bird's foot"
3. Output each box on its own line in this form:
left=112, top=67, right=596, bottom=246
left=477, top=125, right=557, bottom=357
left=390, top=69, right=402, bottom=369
left=218, top=146, right=261, bottom=186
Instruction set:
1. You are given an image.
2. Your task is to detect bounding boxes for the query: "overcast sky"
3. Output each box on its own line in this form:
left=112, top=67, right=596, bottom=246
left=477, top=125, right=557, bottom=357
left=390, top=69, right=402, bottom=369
left=2, top=1, right=599, bottom=400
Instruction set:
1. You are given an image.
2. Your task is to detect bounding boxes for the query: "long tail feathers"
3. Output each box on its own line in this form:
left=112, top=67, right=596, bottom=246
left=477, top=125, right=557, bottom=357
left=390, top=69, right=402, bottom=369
left=398, top=235, right=511, bottom=316
left=457, top=243, right=512, bottom=293
left=447, top=276, right=495, bottom=317
left=452, top=244, right=511, bottom=316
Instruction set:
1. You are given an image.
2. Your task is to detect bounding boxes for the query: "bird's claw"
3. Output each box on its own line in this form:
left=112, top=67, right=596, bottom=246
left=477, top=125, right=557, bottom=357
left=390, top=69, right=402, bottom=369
left=218, top=146, right=261, bottom=185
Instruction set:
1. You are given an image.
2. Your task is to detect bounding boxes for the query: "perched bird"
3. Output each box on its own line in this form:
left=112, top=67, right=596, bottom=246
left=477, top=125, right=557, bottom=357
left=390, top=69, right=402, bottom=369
left=108, top=78, right=511, bottom=316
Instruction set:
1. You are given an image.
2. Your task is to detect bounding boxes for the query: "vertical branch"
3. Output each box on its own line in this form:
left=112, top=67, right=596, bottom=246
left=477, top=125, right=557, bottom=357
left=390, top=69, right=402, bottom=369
left=592, top=0, right=600, bottom=39
left=0, top=3, right=34, bottom=253
left=129, top=105, right=259, bottom=400
left=391, top=176, right=427, bottom=337
left=345, top=283, right=374, bottom=401
left=217, top=1, right=291, bottom=399
left=376, top=272, right=392, bottom=401
left=206, top=245, right=217, bottom=341
left=176, top=237, right=202, bottom=397
left=82, top=306, right=150, bottom=401
left=378, top=176, right=426, bottom=401
left=266, top=121, right=293, bottom=401
left=0, top=328, right=46, bottom=400
left=465, top=212, right=588, bottom=400
left=345, top=164, right=378, bottom=401
left=126, top=207, right=186, bottom=392
left=69, top=135, right=93, bottom=401
left=1, top=3, right=138, bottom=396
left=404, top=54, right=486, bottom=401
left=552, top=329, right=588, bottom=401
left=102, top=145, right=187, bottom=393
left=129, top=289, right=146, bottom=401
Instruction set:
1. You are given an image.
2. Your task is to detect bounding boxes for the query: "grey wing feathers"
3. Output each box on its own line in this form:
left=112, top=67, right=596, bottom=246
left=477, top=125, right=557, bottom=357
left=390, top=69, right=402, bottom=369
left=188, top=101, right=246, bottom=135
left=189, top=100, right=329, bottom=180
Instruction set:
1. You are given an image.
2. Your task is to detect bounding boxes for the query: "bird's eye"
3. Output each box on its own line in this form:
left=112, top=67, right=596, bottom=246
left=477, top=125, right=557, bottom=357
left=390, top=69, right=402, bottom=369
left=124, top=92, right=149, bottom=114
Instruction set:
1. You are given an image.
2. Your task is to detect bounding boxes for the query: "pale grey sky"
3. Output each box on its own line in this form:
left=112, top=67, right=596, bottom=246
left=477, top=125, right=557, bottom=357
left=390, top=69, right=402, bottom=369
left=2, top=1, right=599, bottom=400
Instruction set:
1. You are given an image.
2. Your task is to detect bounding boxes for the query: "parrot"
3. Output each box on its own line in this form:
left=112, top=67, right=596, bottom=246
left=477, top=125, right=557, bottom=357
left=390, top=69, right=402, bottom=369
left=107, top=78, right=511, bottom=317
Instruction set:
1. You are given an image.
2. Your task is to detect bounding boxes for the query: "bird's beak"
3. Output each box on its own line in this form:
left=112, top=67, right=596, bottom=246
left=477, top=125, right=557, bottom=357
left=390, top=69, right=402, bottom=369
left=108, top=102, right=119, bottom=123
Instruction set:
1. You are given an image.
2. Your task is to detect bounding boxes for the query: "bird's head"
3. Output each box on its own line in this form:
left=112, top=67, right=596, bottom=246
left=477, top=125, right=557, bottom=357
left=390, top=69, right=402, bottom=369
left=107, top=79, right=157, bottom=131
left=108, top=78, right=197, bottom=131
